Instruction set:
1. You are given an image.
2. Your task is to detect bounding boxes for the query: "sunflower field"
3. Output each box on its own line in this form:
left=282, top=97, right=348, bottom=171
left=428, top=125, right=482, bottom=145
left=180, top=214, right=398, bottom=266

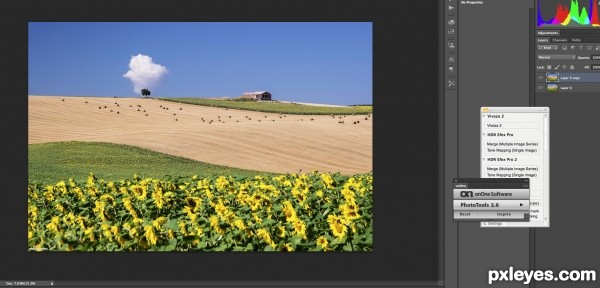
left=28, top=172, right=373, bottom=252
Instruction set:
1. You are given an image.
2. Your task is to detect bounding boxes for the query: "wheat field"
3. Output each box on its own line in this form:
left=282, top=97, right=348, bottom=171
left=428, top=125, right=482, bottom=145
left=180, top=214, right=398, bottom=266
left=28, top=96, right=372, bottom=175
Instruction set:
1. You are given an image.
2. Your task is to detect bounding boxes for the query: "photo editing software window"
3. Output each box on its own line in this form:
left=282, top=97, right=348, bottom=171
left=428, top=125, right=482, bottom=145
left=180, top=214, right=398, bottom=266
left=3, top=0, right=600, bottom=288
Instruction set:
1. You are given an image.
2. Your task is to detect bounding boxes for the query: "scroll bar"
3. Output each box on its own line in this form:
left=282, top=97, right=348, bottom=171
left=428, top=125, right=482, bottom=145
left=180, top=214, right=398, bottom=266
left=544, top=113, right=549, bottom=150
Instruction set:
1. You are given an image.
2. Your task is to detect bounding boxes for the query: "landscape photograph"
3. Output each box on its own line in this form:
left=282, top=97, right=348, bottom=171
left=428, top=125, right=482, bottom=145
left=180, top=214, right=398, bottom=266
left=28, top=22, right=373, bottom=252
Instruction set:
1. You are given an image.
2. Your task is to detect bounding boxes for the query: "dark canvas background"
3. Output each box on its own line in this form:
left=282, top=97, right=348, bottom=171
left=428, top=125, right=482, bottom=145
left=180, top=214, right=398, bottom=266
left=1, top=0, right=440, bottom=282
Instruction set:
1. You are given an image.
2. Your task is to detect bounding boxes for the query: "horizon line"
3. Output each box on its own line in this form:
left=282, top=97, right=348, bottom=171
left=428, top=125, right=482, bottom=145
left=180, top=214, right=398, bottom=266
left=28, top=95, right=373, bottom=106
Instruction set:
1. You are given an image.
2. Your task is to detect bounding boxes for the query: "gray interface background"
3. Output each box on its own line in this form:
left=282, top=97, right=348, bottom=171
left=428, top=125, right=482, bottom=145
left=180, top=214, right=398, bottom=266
left=444, top=0, right=600, bottom=287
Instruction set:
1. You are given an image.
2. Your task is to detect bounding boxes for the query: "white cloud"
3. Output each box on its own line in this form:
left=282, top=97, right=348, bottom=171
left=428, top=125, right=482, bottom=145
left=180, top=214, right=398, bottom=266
left=123, top=54, right=168, bottom=94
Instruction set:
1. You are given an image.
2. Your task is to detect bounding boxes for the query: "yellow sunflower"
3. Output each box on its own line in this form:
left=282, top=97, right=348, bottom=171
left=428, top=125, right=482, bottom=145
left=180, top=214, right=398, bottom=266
left=152, top=217, right=167, bottom=230
left=320, top=173, right=334, bottom=188
left=315, top=190, right=324, bottom=198
left=281, top=243, right=294, bottom=252
left=144, top=225, right=158, bottom=246
left=292, top=220, right=307, bottom=240
left=233, top=219, right=246, bottom=230
left=152, top=188, right=165, bottom=209
left=327, top=214, right=348, bottom=239
left=340, top=203, right=361, bottom=221
left=210, top=215, right=225, bottom=234
left=215, top=176, right=230, bottom=191
left=178, top=220, right=187, bottom=235
left=277, top=225, right=287, bottom=237
left=54, top=203, right=65, bottom=213
left=317, top=236, right=329, bottom=249
left=257, top=228, right=276, bottom=248
left=282, top=201, right=298, bottom=222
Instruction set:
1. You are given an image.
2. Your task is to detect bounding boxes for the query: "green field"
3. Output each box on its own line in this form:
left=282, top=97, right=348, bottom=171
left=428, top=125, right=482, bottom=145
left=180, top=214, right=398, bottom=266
left=159, top=98, right=373, bottom=115
left=29, top=142, right=274, bottom=184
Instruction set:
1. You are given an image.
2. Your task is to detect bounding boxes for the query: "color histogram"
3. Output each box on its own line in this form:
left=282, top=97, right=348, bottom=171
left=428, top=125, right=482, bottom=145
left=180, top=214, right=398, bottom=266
left=537, top=0, right=600, bottom=27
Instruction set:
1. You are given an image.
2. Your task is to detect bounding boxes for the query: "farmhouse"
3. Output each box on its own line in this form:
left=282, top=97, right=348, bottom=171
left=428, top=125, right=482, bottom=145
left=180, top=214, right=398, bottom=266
left=240, top=91, right=272, bottom=101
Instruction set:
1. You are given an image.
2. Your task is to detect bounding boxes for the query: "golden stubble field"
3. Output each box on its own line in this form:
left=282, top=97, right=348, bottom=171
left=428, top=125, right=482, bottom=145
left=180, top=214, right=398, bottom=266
left=28, top=96, right=372, bottom=175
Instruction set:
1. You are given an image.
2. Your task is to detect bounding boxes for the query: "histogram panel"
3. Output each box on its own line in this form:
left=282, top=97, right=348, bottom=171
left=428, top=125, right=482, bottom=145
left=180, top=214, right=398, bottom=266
left=537, top=0, right=600, bottom=27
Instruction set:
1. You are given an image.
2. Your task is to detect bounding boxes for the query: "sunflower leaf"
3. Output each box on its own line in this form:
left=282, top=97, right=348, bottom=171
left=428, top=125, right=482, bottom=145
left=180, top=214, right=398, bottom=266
left=166, top=239, right=177, bottom=250
left=343, top=243, right=353, bottom=251
left=261, top=218, right=277, bottom=226
left=166, top=219, right=179, bottom=231
left=290, top=235, right=303, bottom=245
left=215, top=243, right=228, bottom=251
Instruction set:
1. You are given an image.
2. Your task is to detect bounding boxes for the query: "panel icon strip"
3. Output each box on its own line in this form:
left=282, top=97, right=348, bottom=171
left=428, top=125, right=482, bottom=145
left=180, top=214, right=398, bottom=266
left=445, top=0, right=457, bottom=89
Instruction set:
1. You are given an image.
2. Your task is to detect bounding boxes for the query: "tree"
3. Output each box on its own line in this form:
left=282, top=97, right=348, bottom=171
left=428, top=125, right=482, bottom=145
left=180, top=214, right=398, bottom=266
left=141, top=88, right=151, bottom=98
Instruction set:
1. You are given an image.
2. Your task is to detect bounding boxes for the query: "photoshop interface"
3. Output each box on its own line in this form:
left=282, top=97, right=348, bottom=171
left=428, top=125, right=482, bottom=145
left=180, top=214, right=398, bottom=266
left=3, top=0, right=600, bottom=287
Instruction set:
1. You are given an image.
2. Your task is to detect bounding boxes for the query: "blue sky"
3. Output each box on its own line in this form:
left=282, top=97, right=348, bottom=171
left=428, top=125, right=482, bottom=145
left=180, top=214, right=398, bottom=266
left=29, top=22, right=372, bottom=105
